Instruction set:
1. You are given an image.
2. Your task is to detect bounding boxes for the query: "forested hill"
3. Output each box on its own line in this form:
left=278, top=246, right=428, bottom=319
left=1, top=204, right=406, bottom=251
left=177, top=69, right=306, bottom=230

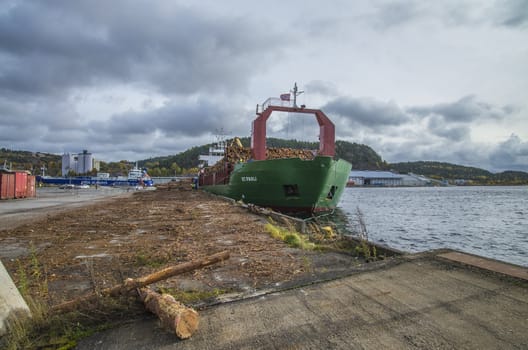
left=144, top=138, right=388, bottom=171
left=5, top=145, right=527, bottom=184
left=0, top=139, right=390, bottom=175
left=390, top=161, right=528, bottom=185
left=335, top=140, right=388, bottom=170
left=0, top=148, right=61, bottom=174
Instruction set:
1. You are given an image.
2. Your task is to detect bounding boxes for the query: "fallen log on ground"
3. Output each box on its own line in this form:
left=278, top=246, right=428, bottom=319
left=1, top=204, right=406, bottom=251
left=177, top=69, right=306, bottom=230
left=138, top=288, right=199, bottom=339
left=51, top=250, right=230, bottom=313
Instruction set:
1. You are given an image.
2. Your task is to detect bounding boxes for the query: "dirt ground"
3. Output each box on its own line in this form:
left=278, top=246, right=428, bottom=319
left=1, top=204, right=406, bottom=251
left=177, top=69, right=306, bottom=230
left=0, top=181, right=366, bottom=311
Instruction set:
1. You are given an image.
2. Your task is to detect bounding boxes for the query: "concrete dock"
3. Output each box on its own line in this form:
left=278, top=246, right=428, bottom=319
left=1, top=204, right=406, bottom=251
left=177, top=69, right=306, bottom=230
left=78, top=251, right=528, bottom=349
left=0, top=186, right=131, bottom=333
left=0, top=187, right=131, bottom=231
left=2, top=188, right=527, bottom=348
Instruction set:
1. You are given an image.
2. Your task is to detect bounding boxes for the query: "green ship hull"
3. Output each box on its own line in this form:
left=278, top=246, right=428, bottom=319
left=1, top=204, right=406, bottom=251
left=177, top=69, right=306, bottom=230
left=200, top=156, right=352, bottom=215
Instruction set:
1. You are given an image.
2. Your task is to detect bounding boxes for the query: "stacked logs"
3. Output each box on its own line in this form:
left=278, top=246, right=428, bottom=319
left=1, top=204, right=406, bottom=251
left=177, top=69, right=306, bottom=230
left=266, top=147, right=316, bottom=160
left=202, top=138, right=316, bottom=174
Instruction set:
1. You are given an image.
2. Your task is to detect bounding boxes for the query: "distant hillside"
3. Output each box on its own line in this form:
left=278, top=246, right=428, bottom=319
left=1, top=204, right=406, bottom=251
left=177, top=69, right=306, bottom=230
left=335, top=140, right=388, bottom=170
left=390, top=161, right=528, bottom=185
left=0, top=140, right=388, bottom=177
left=0, top=148, right=135, bottom=177
left=142, top=138, right=387, bottom=172
left=0, top=148, right=61, bottom=175
left=6, top=146, right=526, bottom=185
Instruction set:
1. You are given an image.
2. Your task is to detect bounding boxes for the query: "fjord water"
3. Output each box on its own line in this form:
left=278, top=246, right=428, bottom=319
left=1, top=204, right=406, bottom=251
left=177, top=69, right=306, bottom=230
left=338, top=186, right=528, bottom=267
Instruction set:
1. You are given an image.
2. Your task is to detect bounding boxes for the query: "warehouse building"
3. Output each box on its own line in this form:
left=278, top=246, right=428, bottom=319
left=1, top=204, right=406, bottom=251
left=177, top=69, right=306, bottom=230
left=348, top=171, right=403, bottom=186
left=400, top=173, right=433, bottom=186
left=348, top=171, right=436, bottom=187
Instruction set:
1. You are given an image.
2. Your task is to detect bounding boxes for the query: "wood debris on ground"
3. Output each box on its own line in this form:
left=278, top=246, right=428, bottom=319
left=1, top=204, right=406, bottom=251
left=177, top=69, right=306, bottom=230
left=50, top=252, right=228, bottom=339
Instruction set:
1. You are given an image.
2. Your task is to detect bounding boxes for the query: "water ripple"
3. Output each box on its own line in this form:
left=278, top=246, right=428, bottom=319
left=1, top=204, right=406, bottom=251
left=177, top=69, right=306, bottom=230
left=336, top=186, right=528, bottom=267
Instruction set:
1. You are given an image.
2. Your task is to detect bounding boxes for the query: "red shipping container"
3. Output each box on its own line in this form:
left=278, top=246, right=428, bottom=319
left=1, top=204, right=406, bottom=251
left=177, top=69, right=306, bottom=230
left=14, top=172, right=28, bottom=198
left=0, top=173, right=15, bottom=200
left=26, top=175, right=36, bottom=198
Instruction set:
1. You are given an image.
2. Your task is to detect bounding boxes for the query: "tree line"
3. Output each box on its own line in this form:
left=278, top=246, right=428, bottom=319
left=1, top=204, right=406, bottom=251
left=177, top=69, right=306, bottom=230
left=143, top=138, right=387, bottom=172
left=2, top=145, right=527, bottom=185
left=390, top=161, right=528, bottom=185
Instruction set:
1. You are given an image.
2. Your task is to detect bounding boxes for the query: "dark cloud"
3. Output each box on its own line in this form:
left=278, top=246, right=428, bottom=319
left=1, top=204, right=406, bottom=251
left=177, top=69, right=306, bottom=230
left=305, top=80, right=338, bottom=96
left=323, top=96, right=410, bottom=128
left=375, top=136, right=492, bottom=171
left=407, top=95, right=515, bottom=122
left=0, top=0, right=281, bottom=161
left=372, top=1, right=422, bottom=29
left=0, top=0, right=525, bottom=171
left=333, top=94, right=527, bottom=172
left=493, top=0, right=528, bottom=28
left=427, top=115, right=471, bottom=141
left=489, top=134, right=528, bottom=171
left=356, top=124, right=528, bottom=173
left=0, top=0, right=281, bottom=97
left=366, top=0, right=528, bottom=29
left=100, top=98, right=249, bottom=139
left=442, top=0, right=528, bottom=28
left=0, top=95, right=82, bottom=131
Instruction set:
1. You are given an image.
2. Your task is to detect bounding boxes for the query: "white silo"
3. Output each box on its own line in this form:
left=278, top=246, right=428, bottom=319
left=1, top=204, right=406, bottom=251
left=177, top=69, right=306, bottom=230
left=77, top=150, right=93, bottom=174
left=62, top=153, right=76, bottom=176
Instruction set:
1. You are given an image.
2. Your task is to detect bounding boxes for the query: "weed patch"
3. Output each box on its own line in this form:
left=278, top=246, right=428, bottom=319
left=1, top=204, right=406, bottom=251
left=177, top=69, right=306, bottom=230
left=159, top=288, right=228, bottom=305
left=4, top=246, right=140, bottom=350
left=265, top=220, right=315, bottom=250
left=134, top=251, right=170, bottom=268
left=351, top=207, right=377, bottom=261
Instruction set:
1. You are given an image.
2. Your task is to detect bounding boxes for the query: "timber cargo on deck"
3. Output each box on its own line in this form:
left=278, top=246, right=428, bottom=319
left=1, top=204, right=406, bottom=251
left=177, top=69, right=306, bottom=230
left=198, top=84, right=352, bottom=215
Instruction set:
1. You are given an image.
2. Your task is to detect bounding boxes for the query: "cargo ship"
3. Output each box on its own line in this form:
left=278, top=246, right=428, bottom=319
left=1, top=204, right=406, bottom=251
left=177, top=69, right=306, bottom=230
left=36, top=165, right=154, bottom=187
left=198, top=85, right=352, bottom=215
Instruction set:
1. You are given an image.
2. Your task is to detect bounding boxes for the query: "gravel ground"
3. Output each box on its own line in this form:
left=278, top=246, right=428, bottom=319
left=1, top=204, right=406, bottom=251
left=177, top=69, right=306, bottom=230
left=0, top=181, right=365, bottom=308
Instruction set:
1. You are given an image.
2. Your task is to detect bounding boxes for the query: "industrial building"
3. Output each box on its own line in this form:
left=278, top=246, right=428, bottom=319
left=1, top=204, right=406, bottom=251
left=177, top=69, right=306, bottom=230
left=61, top=150, right=100, bottom=176
left=348, top=171, right=403, bottom=186
left=400, top=173, right=434, bottom=186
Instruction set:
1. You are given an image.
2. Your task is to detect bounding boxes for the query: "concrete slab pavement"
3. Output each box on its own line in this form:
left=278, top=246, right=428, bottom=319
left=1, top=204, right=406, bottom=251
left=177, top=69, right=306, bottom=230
left=77, top=251, right=528, bottom=349
left=438, top=250, right=528, bottom=281
left=0, top=187, right=132, bottom=231
left=0, top=186, right=133, bottom=336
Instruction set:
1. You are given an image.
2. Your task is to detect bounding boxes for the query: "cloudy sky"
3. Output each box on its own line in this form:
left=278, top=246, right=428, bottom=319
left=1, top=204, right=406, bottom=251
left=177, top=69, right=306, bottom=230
left=1, top=0, right=527, bottom=172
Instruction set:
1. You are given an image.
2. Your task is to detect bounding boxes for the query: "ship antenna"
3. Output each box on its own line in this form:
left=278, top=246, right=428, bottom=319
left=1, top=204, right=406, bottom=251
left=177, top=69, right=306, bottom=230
left=292, top=82, right=304, bottom=108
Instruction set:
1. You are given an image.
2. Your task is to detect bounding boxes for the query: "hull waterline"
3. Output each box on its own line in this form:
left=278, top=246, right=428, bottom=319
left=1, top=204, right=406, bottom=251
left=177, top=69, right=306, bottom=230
left=200, top=156, right=351, bottom=215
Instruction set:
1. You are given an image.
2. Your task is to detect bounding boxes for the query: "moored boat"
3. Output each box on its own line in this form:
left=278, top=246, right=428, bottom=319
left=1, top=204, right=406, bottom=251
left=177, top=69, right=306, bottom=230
left=36, top=165, right=154, bottom=187
left=198, top=84, right=352, bottom=215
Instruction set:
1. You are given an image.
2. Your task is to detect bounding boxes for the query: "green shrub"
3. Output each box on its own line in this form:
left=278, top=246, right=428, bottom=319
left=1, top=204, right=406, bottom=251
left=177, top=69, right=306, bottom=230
left=265, top=221, right=315, bottom=250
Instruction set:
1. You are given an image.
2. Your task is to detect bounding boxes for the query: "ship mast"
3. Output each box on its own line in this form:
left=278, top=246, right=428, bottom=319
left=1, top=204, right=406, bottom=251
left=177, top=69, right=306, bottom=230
left=251, top=83, right=335, bottom=160
left=292, top=82, right=304, bottom=108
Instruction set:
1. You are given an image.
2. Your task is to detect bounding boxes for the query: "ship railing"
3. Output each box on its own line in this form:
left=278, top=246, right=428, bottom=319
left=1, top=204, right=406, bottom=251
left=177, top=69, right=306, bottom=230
left=200, top=169, right=231, bottom=186
left=258, top=98, right=292, bottom=113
